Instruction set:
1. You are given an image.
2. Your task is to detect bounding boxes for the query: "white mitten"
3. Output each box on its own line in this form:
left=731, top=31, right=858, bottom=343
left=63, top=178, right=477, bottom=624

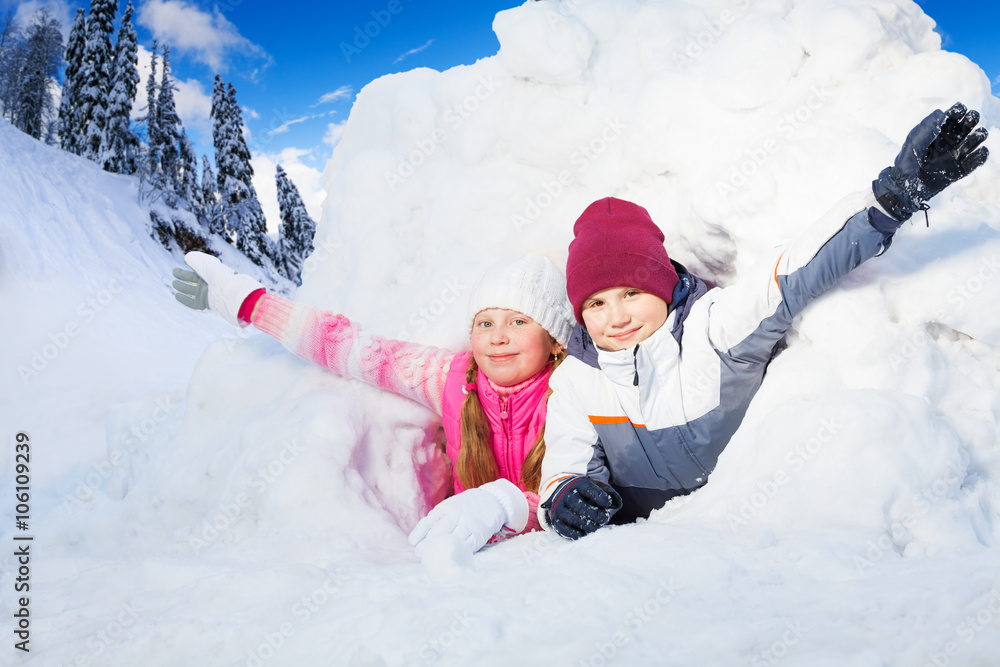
left=408, top=478, right=529, bottom=557
left=172, top=251, right=263, bottom=327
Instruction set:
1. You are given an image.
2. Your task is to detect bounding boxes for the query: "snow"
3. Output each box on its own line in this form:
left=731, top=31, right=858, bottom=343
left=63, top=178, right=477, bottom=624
left=2, top=0, right=1000, bottom=664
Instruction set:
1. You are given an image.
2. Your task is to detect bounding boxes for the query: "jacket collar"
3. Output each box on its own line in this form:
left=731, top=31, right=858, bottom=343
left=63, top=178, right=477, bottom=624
left=474, top=361, right=553, bottom=425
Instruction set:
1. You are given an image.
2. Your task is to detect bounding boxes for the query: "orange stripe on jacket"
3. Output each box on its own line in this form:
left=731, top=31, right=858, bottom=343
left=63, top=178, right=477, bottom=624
left=543, top=474, right=576, bottom=493
left=588, top=415, right=646, bottom=428
left=773, top=251, right=786, bottom=289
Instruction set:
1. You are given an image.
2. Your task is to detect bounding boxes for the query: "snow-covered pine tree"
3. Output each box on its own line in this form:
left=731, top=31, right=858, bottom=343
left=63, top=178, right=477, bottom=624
left=209, top=75, right=232, bottom=238
left=227, top=82, right=271, bottom=261
left=179, top=130, right=201, bottom=212
left=155, top=45, right=181, bottom=200
left=13, top=9, right=63, bottom=140
left=99, top=1, right=138, bottom=174
left=275, top=164, right=316, bottom=286
left=141, top=39, right=161, bottom=191
left=211, top=76, right=271, bottom=263
left=200, top=154, right=221, bottom=234
left=0, top=12, right=26, bottom=123
left=79, top=0, right=117, bottom=161
left=57, top=8, right=86, bottom=154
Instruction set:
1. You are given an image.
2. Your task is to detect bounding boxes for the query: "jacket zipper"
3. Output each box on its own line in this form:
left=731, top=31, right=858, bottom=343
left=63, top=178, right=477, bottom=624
left=632, top=345, right=640, bottom=386
left=499, top=394, right=513, bottom=476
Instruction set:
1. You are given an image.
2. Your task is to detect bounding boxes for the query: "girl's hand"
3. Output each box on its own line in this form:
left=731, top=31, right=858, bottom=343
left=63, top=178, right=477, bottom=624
left=408, top=478, right=529, bottom=557
left=172, top=251, right=264, bottom=327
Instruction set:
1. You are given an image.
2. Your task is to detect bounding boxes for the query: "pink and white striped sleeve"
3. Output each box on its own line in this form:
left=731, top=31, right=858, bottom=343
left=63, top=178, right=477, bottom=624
left=250, top=293, right=456, bottom=415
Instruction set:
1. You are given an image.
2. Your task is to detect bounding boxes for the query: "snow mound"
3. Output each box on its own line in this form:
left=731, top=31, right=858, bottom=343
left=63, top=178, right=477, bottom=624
left=4, top=0, right=1000, bottom=664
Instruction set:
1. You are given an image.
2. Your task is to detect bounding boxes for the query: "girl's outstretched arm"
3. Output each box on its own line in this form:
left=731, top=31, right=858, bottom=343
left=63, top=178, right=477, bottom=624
left=249, top=291, right=456, bottom=416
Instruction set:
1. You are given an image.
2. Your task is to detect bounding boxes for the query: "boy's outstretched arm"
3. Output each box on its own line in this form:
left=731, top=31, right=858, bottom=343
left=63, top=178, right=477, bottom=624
left=711, top=102, right=989, bottom=365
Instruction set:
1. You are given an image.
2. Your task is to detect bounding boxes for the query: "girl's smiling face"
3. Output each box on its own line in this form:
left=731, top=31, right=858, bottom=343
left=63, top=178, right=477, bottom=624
left=470, top=309, right=562, bottom=387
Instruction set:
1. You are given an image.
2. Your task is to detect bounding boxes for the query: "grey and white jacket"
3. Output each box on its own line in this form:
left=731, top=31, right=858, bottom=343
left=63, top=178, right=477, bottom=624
left=538, top=194, right=904, bottom=528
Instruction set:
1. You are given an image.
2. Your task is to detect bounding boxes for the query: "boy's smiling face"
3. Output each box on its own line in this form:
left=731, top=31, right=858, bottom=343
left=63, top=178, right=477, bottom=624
left=581, top=286, right=669, bottom=351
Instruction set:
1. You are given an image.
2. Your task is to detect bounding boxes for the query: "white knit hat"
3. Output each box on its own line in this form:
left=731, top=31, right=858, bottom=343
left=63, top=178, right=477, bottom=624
left=468, top=254, right=575, bottom=347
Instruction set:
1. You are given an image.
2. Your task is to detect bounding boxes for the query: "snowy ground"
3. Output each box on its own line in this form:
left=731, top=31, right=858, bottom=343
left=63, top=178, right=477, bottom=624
left=3, top=0, right=1000, bottom=665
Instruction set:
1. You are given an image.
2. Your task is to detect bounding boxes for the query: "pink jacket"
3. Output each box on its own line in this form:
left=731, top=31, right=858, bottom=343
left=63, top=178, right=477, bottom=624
left=247, top=292, right=544, bottom=533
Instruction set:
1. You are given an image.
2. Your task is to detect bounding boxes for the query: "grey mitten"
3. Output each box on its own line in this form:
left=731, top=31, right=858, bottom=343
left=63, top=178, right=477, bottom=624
left=170, top=252, right=263, bottom=326
left=172, top=266, right=210, bottom=311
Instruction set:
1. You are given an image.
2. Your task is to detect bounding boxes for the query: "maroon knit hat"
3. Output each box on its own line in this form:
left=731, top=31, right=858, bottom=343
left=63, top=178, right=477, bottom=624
left=566, top=197, right=679, bottom=324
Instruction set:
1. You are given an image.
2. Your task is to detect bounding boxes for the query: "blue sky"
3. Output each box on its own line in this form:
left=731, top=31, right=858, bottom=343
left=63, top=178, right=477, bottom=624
left=5, top=0, right=999, bottom=229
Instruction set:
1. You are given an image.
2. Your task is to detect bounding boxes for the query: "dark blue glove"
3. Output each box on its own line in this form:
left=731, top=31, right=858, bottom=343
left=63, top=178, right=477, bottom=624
left=873, top=102, right=989, bottom=222
left=542, top=476, right=623, bottom=540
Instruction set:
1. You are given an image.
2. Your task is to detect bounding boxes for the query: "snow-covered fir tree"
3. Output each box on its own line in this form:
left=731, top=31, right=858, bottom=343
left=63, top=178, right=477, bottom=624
left=8, top=9, right=62, bottom=141
left=99, top=1, right=138, bottom=174
left=178, top=130, right=201, bottom=212
left=79, top=0, right=117, bottom=161
left=200, top=154, right=222, bottom=234
left=142, top=40, right=161, bottom=187
left=58, top=9, right=86, bottom=154
left=211, top=75, right=271, bottom=262
left=155, top=45, right=181, bottom=200
left=0, top=13, right=26, bottom=123
left=274, top=164, right=316, bottom=286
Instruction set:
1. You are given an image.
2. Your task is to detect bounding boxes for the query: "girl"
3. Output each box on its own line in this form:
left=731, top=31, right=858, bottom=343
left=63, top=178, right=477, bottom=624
left=171, top=252, right=575, bottom=555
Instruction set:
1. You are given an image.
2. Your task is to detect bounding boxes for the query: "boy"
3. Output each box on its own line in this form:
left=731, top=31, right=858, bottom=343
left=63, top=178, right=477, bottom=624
left=538, top=102, right=990, bottom=539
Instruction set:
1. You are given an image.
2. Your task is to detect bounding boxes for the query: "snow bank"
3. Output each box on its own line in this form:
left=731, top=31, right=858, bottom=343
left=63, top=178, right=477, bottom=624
left=4, top=0, right=1000, bottom=664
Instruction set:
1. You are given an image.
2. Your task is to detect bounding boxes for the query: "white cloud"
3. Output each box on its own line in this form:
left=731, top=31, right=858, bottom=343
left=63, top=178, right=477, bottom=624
left=313, top=85, right=353, bottom=107
left=134, top=44, right=213, bottom=137
left=323, top=120, right=348, bottom=148
left=267, top=110, right=336, bottom=137
left=136, top=0, right=270, bottom=73
left=268, top=115, right=310, bottom=136
left=251, top=147, right=326, bottom=235
left=393, top=39, right=434, bottom=64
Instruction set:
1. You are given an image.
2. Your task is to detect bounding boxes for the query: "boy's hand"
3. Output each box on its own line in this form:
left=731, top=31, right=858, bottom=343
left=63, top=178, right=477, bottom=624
left=873, top=102, right=989, bottom=221
left=542, top=476, right=622, bottom=540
